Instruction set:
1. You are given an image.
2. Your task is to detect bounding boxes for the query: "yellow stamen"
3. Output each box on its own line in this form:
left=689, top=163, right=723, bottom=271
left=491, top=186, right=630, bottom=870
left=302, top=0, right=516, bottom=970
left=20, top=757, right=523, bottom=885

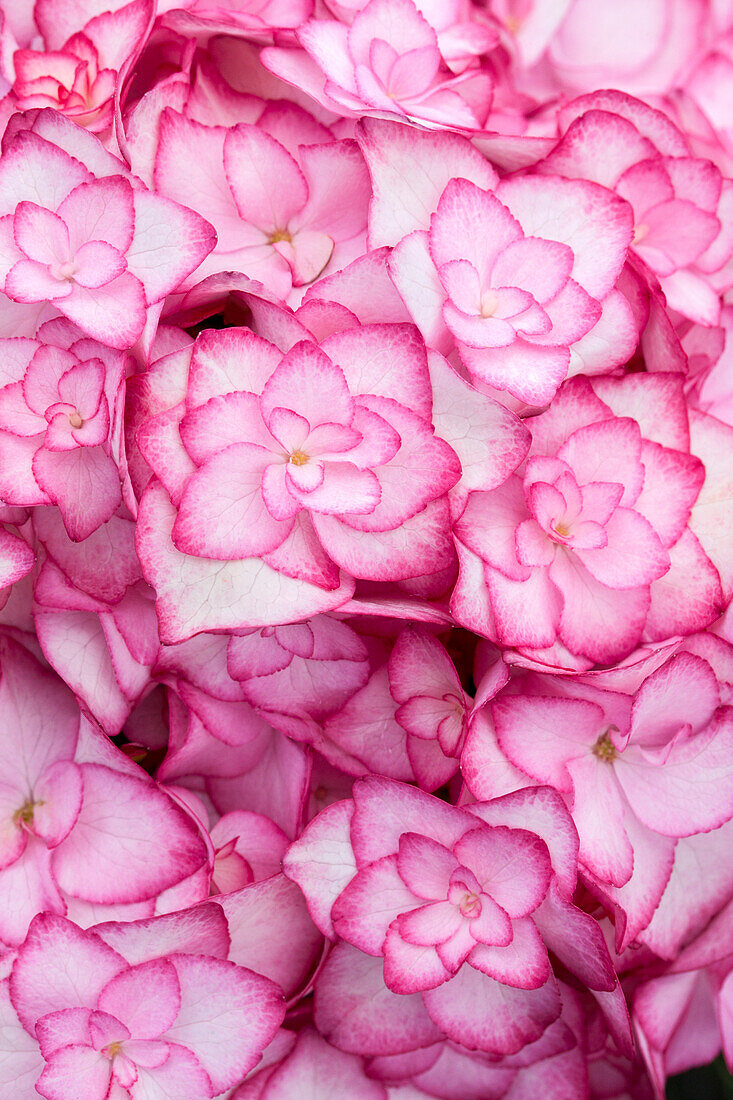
left=289, top=451, right=308, bottom=466
left=13, top=800, right=39, bottom=826
left=592, top=731, right=617, bottom=763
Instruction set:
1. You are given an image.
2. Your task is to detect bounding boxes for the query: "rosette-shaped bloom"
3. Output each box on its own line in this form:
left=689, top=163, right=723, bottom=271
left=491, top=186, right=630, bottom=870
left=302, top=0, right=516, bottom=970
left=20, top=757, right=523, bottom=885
left=11, top=35, right=116, bottom=131
left=135, top=325, right=462, bottom=641
left=540, top=91, right=733, bottom=326
left=0, top=905, right=285, bottom=1099
left=320, top=625, right=473, bottom=791
left=0, top=114, right=215, bottom=348
left=452, top=374, right=723, bottom=664
left=261, top=0, right=493, bottom=131
left=284, top=777, right=628, bottom=1056
left=389, top=626, right=471, bottom=774
left=466, top=648, right=733, bottom=949
left=0, top=638, right=208, bottom=946
left=154, top=105, right=370, bottom=300
left=227, top=614, right=370, bottom=735
left=400, top=176, right=633, bottom=404
left=0, top=322, right=126, bottom=539
left=2, top=0, right=152, bottom=134
left=357, top=118, right=637, bottom=405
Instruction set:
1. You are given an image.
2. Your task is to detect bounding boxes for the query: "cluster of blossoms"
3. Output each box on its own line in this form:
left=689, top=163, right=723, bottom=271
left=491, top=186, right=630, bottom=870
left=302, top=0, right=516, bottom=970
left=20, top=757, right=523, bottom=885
left=0, top=0, right=731, bottom=1097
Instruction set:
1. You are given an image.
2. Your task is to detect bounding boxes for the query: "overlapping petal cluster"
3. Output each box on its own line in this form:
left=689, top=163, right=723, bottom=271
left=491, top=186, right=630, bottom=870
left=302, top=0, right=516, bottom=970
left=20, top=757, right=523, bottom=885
left=0, top=1, right=729, bottom=1098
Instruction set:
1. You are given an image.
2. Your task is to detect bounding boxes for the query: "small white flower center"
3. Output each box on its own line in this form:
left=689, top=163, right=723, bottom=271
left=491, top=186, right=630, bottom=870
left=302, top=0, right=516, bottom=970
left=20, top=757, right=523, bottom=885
left=480, top=292, right=500, bottom=318
left=459, top=891, right=481, bottom=918
left=56, top=260, right=78, bottom=281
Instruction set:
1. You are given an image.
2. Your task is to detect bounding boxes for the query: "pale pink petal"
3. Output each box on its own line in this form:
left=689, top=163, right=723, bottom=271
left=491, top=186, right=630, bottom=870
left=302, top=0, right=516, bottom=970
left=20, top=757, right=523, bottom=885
left=133, top=1045, right=212, bottom=1099
left=289, top=462, right=381, bottom=515
left=98, top=959, right=181, bottom=1040
left=617, top=710, right=733, bottom=837
left=396, top=901, right=463, bottom=946
left=331, top=854, right=419, bottom=954
left=50, top=764, right=207, bottom=904
left=493, top=694, right=604, bottom=790
left=469, top=916, right=550, bottom=989
left=224, top=124, right=308, bottom=233
left=56, top=177, right=135, bottom=254
left=36, top=1044, right=110, bottom=1100
left=382, top=925, right=452, bottom=994
left=263, top=1028, right=386, bottom=1100
left=496, top=175, right=633, bottom=300
left=10, top=914, right=126, bottom=1030
left=165, top=955, right=285, bottom=1090
left=356, top=116, right=497, bottom=248
left=55, top=274, right=147, bottom=350
left=282, top=800, right=357, bottom=938
left=422, top=967, right=561, bottom=1055
left=72, top=241, right=127, bottom=289
left=180, top=391, right=277, bottom=465
left=396, top=832, right=459, bottom=900
left=32, top=446, right=121, bottom=541
left=31, top=761, right=82, bottom=848
left=460, top=339, right=570, bottom=405
left=575, top=507, right=670, bottom=589
left=549, top=551, right=649, bottom=664
left=126, top=191, right=216, bottom=305
left=173, top=444, right=291, bottom=560
left=565, top=754, right=632, bottom=886
left=453, top=826, right=552, bottom=917
left=631, top=652, right=719, bottom=745
left=491, top=236, right=574, bottom=304
left=13, top=202, right=70, bottom=265
left=313, top=941, right=442, bottom=1054
left=5, top=259, right=71, bottom=303
left=430, top=180, right=522, bottom=286
left=261, top=341, right=354, bottom=431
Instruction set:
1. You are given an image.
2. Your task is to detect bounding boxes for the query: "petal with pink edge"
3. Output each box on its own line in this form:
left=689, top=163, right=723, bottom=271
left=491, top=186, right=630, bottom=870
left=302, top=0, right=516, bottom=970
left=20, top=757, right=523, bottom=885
left=314, top=942, right=443, bottom=1055
left=224, top=124, right=308, bottom=233
left=453, top=825, right=552, bottom=917
left=166, top=954, right=285, bottom=1090
left=36, top=1044, right=110, bottom=1100
left=469, top=917, right=550, bottom=989
left=332, top=854, right=420, bottom=954
left=173, top=444, right=291, bottom=560
left=9, top=914, right=125, bottom=1031
left=616, top=710, right=733, bottom=837
left=136, top=481, right=354, bottom=642
left=50, top=764, right=207, bottom=904
left=263, top=1028, right=387, bottom=1100
left=423, top=966, right=562, bottom=1055
left=97, top=959, right=181, bottom=1040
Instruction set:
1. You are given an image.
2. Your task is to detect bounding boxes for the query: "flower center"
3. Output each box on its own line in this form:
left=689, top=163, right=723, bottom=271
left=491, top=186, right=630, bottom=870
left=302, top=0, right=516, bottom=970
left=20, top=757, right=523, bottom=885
left=13, top=799, right=39, bottom=827
left=480, top=292, right=500, bottom=318
left=459, top=891, right=481, bottom=918
left=633, top=223, right=649, bottom=245
left=68, top=410, right=84, bottom=429
left=269, top=228, right=292, bottom=244
left=104, top=1041, right=123, bottom=1060
left=289, top=450, right=309, bottom=466
left=56, top=260, right=78, bottom=281
left=592, top=731, right=617, bottom=763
